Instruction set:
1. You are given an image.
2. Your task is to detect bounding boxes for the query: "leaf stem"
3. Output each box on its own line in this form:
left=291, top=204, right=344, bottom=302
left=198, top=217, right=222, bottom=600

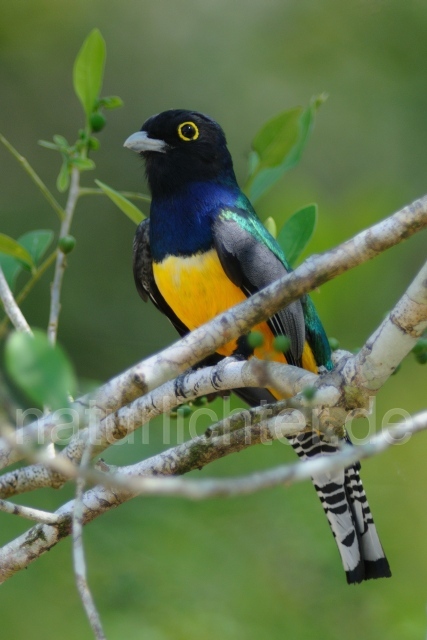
left=78, top=187, right=151, bottom=202
left=0, top=133, right=66, bottom=221
left=48, top=168, right=80, bottom=345
left=16, top=250, right=58, bottom=307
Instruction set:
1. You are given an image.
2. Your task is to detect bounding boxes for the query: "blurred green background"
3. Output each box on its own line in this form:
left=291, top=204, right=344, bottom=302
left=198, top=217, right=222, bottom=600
left=1, top=1, right=427, bottom=638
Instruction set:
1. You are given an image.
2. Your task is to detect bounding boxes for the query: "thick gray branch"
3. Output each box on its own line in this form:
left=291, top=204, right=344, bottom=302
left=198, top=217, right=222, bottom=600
left=0, top=408, right=426, bottom=583
left=1, top=194, right=427, bottom=470
left=0, top=360, right=313, bottom=498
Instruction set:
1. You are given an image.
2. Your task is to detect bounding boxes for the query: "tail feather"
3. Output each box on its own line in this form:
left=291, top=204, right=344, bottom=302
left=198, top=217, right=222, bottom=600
left=290, top=431, right=391, bottom=584
left=232, top=388, right=391, bottom=583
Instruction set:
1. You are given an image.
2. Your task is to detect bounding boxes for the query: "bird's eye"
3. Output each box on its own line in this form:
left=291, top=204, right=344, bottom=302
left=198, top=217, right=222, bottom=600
left=177, top=121, right=199, bottom=141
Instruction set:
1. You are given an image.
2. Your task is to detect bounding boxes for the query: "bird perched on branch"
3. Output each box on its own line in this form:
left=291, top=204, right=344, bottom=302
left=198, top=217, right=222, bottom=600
left=125, top=109, right=391, bottom=584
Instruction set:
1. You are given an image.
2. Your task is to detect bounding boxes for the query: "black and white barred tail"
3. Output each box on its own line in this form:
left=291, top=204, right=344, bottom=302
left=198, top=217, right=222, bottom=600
left=290, top=431, right=391, bottom=584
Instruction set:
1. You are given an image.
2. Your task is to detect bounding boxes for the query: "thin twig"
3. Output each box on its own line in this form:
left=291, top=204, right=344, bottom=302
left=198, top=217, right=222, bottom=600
left=109, top=408, right=427, bottom=499
left=16, top=250, right=58, bottom=306
left=0, top=133, right=65, bottom=221
left=79, top=187, right=151, bottom=202
left=0, top=404, right=305, bottom=501
left=0, top=498, right=61, bottom=524
left=48, top=167, right=80, bottom=345
left=0, top=267, right=32, bottom=335
left=72, top=434, right=106, bottom=640
left=0, top=250, right=58, bottom=339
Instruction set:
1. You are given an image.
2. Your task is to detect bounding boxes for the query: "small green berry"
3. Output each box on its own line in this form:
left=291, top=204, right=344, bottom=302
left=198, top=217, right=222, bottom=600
left=328, top=337, right=340, bottom=351
left=273, top=335, right=290, bottom=353
left=301, top=386, right=316, bottom=401
left=176, top=404, right=192, bottom=417
left=58, top=235, right=76, bottom=254
left=89, top=113, right=106, bottom=132
left=247, top=331, right=265, bottom=349
left=415, top=352, right=427, bottom=365
left=412, top=338, right=427, bottom=355
left=192, top=396, right=208, bottom=406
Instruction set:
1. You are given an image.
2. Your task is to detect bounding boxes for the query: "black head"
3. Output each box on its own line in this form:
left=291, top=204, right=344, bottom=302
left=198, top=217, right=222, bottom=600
left=124, top=109, right=236, bottom=197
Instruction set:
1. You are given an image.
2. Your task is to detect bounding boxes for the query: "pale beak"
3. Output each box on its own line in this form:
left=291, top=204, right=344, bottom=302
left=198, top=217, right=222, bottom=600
left=123, top=131, right=168, bottom=153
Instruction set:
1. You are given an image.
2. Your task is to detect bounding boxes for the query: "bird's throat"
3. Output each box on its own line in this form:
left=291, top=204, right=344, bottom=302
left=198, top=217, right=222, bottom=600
left=149, top=180, right=239, bottom=261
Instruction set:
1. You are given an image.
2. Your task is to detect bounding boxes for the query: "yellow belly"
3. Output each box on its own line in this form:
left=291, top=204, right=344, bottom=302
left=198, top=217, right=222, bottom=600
left=153, top=249, right=317, bottom=393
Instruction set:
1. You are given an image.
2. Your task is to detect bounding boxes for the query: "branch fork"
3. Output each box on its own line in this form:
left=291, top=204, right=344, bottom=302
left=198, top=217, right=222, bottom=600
left=0, top=194, right=427, bottom=595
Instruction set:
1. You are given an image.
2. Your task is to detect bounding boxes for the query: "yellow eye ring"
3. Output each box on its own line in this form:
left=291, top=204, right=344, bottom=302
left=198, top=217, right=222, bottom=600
left=177, top=121, right=199, bottom=141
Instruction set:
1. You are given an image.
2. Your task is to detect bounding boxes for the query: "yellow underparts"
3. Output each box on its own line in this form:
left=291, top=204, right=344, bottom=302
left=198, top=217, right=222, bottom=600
left=153, top=249, right=317, bottom=397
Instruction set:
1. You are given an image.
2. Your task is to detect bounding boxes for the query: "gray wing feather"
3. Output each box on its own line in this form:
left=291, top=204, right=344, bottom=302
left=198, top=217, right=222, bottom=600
left=212, top=216, right=305, bottom=365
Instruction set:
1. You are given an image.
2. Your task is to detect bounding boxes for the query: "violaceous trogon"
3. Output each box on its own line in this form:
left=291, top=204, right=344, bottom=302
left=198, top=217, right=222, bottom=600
left=124, top=109, right=391, bottom=584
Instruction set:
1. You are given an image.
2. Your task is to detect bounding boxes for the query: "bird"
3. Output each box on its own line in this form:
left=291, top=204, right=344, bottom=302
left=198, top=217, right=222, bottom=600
left=124, top=109, right=391, bottom=584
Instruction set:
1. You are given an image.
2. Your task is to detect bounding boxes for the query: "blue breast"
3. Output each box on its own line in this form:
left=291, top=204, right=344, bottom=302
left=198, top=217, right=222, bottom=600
left=149, top=180, right=240, bottom=261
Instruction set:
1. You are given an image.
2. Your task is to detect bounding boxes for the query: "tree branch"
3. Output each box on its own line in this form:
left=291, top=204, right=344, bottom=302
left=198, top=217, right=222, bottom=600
left=0, top=267, right=32, bottom=335
left=344, top=259, right=427, bottom=393
left=3, top=249, right=426, bottom=488
left=1, top=194, right=426, bottom=470
left=75, top=193, right=427, bottom=419
left=72, top=439, right=106, bottom=640
left=47, top=167, right=80, bottom=345
left=0, top=498, right=61, bottom=525
left=1, top=408, right=426, bottom=583
left=0, top=250, right=58, bottom=340
left=0, top=133, right=66, bottom=221
left=0, top=359, right=312, bottom=497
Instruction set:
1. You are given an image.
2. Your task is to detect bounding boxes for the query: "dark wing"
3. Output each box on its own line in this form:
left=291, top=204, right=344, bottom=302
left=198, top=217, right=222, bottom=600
left=133, top=219, right=190, bottom=337
left=212, top=210, right=305, bottom=366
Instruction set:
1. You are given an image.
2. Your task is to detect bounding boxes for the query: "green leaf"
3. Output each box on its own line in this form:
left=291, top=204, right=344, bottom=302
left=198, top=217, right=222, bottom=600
left=282, top=93, right=328, bottom=171
left=277, top=204, right=318, bottom=266
left=71, top=157, right=96, bottom=171
left=53, top=134, right=69, bottom=148
left=247, top=150, right=259, bottom=175
left=0, top=229, right=51, bottom=289
left=88, top=137, right=100, bottom=151
left=38, top=140, right=60, bottom=151
left=252, top=107, right=302, bottom=169
left=5, top=329, right=76, bottom=411
left=263, top=216, right=277, bottom=238
left=0, top=233, right=35, bottom=269
left=73, top=29, right=106, bottom=120
left=56, top=161, right=70, bottom=193
left=0, top=254, right=22, bottom=291
left=245, top=94, right=327, bottom=203
left=99, top=95, right=124, bottom=110
left=95, top=180, right=145, bottom=224
left=18, top=230, right=54, bottom=265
